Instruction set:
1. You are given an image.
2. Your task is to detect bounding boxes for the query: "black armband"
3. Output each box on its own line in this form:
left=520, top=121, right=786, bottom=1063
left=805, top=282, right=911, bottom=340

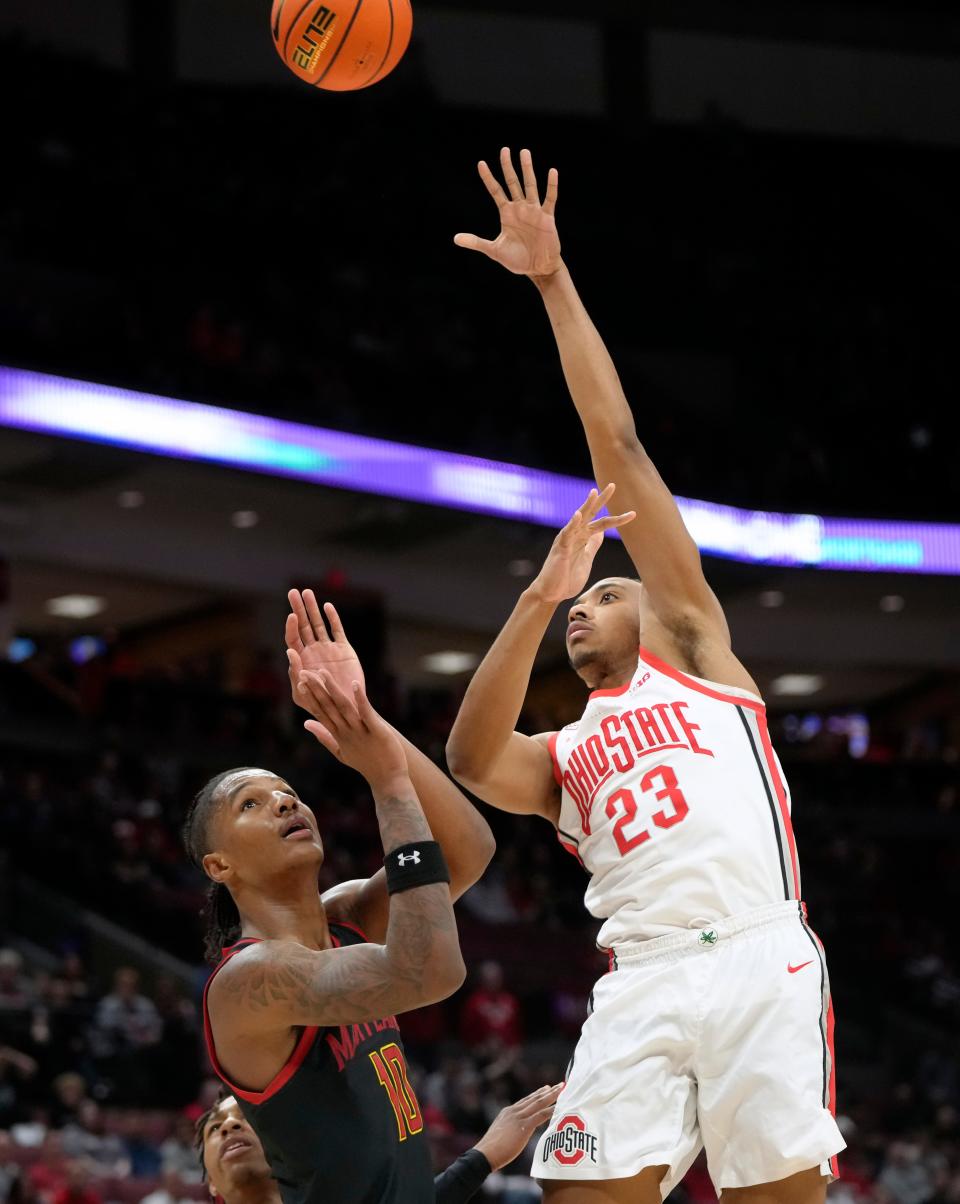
left=384, top=841, right=451, bottom=895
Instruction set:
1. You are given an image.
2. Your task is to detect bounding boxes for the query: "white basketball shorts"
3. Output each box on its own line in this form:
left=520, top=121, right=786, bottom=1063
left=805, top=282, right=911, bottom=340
left=533, top=900, right=845, bottom=1195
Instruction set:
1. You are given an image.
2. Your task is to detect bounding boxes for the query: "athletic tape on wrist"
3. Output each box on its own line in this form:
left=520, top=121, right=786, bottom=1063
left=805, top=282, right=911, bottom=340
left=384, top=840, right=450, bottom=895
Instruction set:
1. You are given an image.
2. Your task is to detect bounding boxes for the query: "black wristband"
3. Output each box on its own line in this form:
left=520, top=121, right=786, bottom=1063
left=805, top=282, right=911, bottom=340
left=384, top=841, right=451, bottom=895
left=434, top=1149, right=491, bottom=1204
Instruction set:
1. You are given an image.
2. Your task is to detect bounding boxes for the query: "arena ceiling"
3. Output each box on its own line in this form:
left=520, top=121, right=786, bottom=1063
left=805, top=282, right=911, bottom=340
left=0, top=425, right=956, bottom=703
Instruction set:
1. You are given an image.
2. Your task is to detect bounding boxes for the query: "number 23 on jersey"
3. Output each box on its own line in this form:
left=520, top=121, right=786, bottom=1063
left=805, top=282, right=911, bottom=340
left=605, top=765, right=690, bottom=857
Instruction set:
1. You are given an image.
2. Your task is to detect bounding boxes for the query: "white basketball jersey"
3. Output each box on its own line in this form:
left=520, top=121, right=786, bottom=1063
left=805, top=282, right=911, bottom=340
left=549, top=647, right=801, bottom=948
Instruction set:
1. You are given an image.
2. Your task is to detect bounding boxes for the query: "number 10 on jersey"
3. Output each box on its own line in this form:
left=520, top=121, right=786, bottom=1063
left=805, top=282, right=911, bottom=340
left=605, top=765, right=690, bottom=856
left=370, top=1043, right=423, bottom=1140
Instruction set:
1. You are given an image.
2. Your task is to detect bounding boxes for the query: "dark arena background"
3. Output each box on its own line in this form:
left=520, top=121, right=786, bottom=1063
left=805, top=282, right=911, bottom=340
left=1, top=0, right=959, bottom=1201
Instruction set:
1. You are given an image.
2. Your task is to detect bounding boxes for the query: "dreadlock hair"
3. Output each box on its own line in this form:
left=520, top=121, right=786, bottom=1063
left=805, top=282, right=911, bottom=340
left=182, top=768, right=259, bottom=965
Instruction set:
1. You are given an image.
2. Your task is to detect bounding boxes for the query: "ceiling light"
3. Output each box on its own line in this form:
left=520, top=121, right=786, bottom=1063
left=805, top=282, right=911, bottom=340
left=879, top=594, right=904, bottom=613
left=231, top=510, right=259, bottom=529
left=7, top=637, right=37, bottom=664
left=421, top=651, right=479, bottom=675
left=45, top=595, right=106, bottom=619
left=771, top=674, right=824, bottom=697
left=69, top=636, right=107, bottom=665
left=909, top=426, right=930, bottom=449
left=117, top=490, right=145, bottom=509
left=758, top=590, right=785, bottom=608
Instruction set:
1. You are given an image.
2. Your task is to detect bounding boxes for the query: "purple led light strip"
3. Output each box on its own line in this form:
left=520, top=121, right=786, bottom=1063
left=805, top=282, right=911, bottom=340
left=0, top=365, right=957, bottom=574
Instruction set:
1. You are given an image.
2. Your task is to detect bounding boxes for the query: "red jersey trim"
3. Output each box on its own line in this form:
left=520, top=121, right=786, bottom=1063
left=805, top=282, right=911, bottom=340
left=826, top=996, right=837, bottom=1116
left=805, top=921, right=839, bottom=1157
left=202, top=923, right=362, bottom=1106
left=556, top=832, right=585, bottom=867
left=547, top=732, right=563, bottom=786
left=330, top=918, right=369, bottom=943
left=588, top=678, right=634, bottom=701
left=755, top=711, right=801, bottom=896
left=827, top=994, right=839, bottom=1178
left=202, top=939, right=320, bottom=1105
left=638, top=647, right=766, bottom=713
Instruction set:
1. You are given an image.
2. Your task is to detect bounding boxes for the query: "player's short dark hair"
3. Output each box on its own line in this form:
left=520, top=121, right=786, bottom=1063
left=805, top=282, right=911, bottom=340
left=194, top=1089, right=229, bottom=1177
left=182, top=769, right=257, bottom=964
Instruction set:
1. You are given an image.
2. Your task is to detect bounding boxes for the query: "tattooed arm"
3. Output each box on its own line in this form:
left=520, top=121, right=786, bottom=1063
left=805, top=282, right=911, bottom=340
left=209, top=679, right=465, bottom=1031
left=285, top=593, right=496, bottom=924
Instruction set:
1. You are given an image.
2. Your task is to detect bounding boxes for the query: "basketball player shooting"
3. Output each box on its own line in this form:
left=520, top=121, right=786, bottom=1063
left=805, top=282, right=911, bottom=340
left=446, top=149, right=845, bottom=1204
left=188, top=595, right=497, bottom=1204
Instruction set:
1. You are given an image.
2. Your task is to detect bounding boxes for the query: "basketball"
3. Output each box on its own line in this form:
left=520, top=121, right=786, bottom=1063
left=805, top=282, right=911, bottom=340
left=270, top=0, right=412, bottom=91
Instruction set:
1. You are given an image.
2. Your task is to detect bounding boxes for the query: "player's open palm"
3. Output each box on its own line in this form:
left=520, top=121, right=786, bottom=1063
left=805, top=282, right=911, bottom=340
left=286, top=590, right=365, bottom=718
left=299, top=670, right=406, bottom=788
left=533, top=485, right=635, bottom=605
left=474, top=1083, right=564, bottom=1171
left=455, top=147, right=561, bottom=277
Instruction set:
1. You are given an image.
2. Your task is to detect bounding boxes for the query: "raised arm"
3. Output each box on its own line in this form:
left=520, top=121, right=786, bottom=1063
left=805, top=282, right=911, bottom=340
left=455, top=148, right=729, bottom=649
left=445, top=487, right=632, bottom=819
left=285, top=592, right=494, bottom=903
left=209, top=678, right=465, bottom=1030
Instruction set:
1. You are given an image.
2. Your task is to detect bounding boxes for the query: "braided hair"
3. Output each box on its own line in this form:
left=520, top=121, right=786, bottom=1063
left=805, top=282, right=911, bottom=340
left=182, top=768, right=258, bottom=964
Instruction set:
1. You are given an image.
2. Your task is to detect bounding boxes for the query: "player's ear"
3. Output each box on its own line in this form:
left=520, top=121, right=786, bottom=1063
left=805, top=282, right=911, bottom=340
left=203, top=851, right=233, bottom=885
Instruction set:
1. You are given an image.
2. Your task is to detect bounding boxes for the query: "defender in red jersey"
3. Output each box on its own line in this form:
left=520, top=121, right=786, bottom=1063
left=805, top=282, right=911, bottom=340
left=444, top=150, right=844, bottom=1204
left=186, top=599, right=495, bottom=1204
left=197, top=1086, right=563, bottom=1204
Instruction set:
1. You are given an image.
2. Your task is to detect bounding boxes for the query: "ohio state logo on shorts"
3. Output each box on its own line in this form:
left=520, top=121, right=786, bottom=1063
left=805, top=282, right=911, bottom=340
left=542, top=1114, right=599, bottom=1166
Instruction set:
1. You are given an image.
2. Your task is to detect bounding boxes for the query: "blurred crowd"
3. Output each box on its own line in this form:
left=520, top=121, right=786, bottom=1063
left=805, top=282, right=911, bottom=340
left=0, top=645, right=958, bottom=1202
left=0, top=942, right=578, bottom=1204
left=1, top=39, right=957, bottom=521
left=1, top=937, right=959, bottom=1204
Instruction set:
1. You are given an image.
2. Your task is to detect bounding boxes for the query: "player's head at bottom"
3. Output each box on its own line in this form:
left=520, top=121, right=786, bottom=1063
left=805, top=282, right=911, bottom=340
left=182, top=768, right=324, bottom=961
left=199, top=1094, right=275, bottom=1203
left=566, top=577, right=643, bottom=686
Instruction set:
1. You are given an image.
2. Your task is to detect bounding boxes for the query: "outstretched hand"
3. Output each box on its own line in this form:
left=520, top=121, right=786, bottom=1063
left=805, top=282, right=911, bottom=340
left=454, top=147, right=562, bottom=278
left=299, top=670, right=407, bottom=789
left=473, top=1082, right=564, bottom=1171
left=286, top=590, right=365, bottom=720
left=530, top=484, right=636, bottom=606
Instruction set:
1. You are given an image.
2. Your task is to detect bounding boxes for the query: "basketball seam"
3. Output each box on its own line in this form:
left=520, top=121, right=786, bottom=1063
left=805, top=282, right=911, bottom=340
left=271, top=0, right=289, bottom=43
left=282, top=0, right=318, bottom=58
left=364, top=0, right=394, bottom=87
left=315, top=0, right=365, bottom=85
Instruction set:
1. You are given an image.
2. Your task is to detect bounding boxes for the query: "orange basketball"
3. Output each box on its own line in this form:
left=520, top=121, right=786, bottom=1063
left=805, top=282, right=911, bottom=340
left=270, top=0, right=412, bottom=91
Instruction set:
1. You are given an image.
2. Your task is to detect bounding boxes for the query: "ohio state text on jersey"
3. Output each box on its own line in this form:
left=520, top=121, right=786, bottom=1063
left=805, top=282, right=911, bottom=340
left=548, top=647, right=800, bottom=948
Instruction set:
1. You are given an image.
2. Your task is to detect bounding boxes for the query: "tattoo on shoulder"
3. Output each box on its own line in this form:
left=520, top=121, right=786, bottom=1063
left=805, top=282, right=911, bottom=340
left=218, top=947, right=316, bottom=1015
left=215, top=885, right=456, bottom=1024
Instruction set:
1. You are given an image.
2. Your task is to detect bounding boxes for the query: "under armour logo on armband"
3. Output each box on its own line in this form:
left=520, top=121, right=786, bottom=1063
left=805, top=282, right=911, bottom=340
left=397, top=851, right=421, bottom=866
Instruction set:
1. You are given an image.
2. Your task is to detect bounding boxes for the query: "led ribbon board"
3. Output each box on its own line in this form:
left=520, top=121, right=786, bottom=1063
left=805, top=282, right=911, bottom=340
left=1, top=365, right=957, bottom=574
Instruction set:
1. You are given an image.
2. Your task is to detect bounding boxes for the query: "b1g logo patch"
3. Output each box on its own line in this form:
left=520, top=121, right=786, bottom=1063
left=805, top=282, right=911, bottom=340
left=542, top=1114, right=599, bottom=1166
